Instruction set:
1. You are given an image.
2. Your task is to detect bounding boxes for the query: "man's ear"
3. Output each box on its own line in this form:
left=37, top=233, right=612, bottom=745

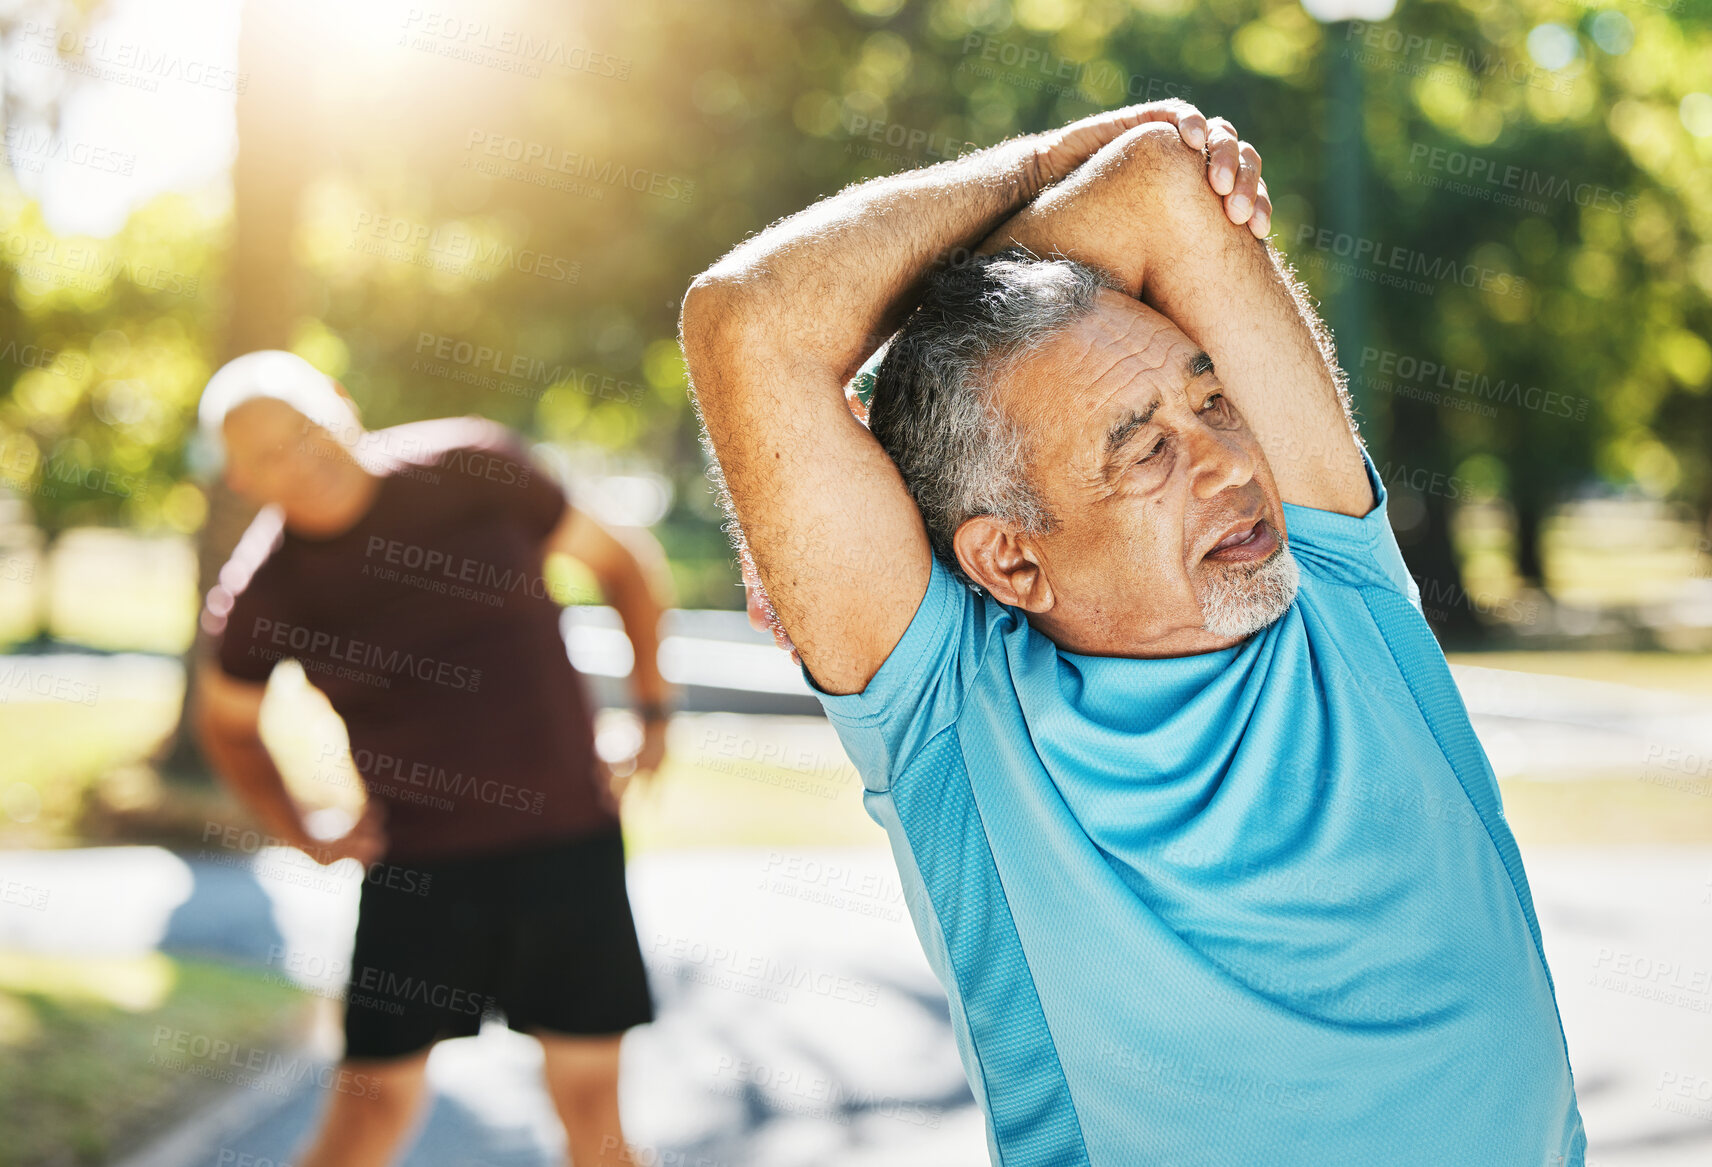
left=953, top=517, right=1054, bottom=613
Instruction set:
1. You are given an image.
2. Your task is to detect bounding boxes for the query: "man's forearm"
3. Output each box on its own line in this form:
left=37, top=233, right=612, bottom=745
left=688, top=136, right=1048, bottom=383
left=611, top=581, right=668, bottom=712
left=601, top=530, right=673, bottom=713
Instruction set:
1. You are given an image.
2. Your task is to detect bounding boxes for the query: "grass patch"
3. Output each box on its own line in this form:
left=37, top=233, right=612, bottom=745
left=10, top=651, right=1712, bottom=855
left=1498, top=773, right=1712, bottom=846
left=0, top=952, right=311, bottom=1167
left=1447, top=650, right=1712, bottom=698
left=619, top=750, right=886, bottom=854
left=1446, top=652, right=1712, bottom=844
left=0, top=696, right=180, bottom=847
left=617, top=754, right=1712, bottom=854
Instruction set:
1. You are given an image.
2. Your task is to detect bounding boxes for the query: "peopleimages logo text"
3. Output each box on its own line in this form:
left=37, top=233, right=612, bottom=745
left=246, top=618, right=482, bottom=692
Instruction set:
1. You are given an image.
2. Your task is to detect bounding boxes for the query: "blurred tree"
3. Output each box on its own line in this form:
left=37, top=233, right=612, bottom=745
left=0, top=0, right=1707, bottom=650
left=0, top=0, right=219, bottom=543
left=584, top=0, right=1710, bottom=640
left=159, top=0, right=325, bottom=779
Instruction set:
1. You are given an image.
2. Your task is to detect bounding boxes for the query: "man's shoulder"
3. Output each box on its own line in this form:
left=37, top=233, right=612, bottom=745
left=204, top=506, right=290, bottom=638
left=808, top=556, right=1020, bottom=790
left=218, top=506, right=288, bottom=592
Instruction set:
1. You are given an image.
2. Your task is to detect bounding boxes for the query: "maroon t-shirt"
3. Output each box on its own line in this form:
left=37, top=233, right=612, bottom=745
left=203, top=417, right=618, bottom=863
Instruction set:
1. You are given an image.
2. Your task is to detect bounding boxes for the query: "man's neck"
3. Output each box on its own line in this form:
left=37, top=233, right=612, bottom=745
left=1029, top=605, right=1247, bottom=660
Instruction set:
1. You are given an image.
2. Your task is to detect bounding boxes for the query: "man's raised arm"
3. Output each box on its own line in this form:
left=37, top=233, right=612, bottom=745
left=981, top=117, right=1375, bottom=517
left=680, top=103, right=1259, bottom=694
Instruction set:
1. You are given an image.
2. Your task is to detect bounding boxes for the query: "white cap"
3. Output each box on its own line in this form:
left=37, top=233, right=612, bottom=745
left=195, top=350, right=361, bottom=470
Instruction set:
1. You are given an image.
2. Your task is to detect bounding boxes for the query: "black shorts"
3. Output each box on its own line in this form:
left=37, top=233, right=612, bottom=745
left=342, top=827, right=655, bottom=1061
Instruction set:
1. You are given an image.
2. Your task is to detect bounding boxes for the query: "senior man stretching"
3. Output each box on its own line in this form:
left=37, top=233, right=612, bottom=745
left=194, top=351, right=666, bottom=1167
left=681, top=102, right=1585, bottom=1165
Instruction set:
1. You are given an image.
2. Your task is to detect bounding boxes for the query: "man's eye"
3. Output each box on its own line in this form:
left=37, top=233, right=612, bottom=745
left=1202, top=393, right=1226, bottom=412
left=1138, top=437, right=1165, bottom=464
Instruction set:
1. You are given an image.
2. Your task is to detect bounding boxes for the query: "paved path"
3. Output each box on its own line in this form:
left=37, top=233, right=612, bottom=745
left=5, top=840, right=1711, bottom=1166
left=1452, top=664, right=1712, bottom=781
left=1523, top=847, right=1712, bottom=1167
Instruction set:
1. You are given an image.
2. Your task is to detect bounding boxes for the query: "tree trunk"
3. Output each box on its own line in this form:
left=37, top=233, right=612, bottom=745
left=157, top=0, right=316, bottom=780
left=1511, top=491, right=1546, bottom=589
left=1380, top=391, right=1489, bottom=649
left=1408, top=490, right=1487, bottom=647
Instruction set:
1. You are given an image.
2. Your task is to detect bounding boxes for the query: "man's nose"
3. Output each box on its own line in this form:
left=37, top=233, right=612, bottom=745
left=1187, top=421, right=1256, bottom=499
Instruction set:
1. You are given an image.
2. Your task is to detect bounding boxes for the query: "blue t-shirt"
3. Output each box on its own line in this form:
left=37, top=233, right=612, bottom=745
left=803, top=450, right=1585, bottom=1167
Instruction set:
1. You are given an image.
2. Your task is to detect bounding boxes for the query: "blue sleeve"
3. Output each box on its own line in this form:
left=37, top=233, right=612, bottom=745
left=799, top=555, right=990, bottom=794
left=1279, top=445, right=1421, bottom=611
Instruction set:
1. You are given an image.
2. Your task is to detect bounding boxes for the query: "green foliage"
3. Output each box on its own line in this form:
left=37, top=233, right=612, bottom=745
left=0, top=0, right=1707, bottom=610
left=0, top=188, right=220, bottom=534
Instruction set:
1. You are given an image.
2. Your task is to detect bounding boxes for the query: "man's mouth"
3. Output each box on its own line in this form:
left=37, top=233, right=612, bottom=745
left=1204, top=518, right=1277, bottom=564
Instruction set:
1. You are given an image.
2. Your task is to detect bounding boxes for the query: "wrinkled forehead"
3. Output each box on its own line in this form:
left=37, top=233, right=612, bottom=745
left=995, top=289, right=1200, bottom=450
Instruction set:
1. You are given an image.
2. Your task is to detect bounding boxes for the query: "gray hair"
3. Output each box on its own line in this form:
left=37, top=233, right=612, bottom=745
left=868, top=248, right=1114, bottom=588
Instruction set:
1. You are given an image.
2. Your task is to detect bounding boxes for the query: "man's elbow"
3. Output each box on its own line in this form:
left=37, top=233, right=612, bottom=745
left=679, top=271, right=726, bottom=346
left=1104, top=120, right=1237, bottom=230
left=680, top=271, right=758, bottom=383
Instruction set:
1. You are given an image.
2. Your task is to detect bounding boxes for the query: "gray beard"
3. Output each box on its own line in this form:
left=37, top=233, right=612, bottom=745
left=1200, top=543, right=1300, bottom=639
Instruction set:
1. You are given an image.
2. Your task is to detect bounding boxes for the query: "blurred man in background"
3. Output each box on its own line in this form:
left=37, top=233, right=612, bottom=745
left=193, top=350, right=670, bottom=1167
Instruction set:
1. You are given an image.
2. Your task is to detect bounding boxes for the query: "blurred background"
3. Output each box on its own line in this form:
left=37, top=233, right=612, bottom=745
left=0, top=0, right=1708, bottom=1163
